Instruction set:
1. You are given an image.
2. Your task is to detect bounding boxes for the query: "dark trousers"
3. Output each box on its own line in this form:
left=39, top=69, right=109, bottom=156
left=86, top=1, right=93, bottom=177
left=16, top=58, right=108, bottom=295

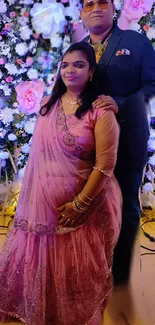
left=113, top=167, right=143, bottom=284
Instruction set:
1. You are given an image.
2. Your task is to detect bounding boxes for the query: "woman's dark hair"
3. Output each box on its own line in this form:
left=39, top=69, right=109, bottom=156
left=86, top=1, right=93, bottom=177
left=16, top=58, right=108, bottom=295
left=40, top=41, right=104, bottom=119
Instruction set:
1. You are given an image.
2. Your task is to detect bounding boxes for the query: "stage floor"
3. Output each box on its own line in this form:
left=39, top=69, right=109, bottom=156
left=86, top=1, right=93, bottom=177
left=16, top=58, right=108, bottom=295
left=0, top=214, right=155, bottom=325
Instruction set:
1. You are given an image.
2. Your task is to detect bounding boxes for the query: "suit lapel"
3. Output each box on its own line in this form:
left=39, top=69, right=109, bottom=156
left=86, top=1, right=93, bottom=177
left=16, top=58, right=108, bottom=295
left=98, top=26, right=123, bottom=70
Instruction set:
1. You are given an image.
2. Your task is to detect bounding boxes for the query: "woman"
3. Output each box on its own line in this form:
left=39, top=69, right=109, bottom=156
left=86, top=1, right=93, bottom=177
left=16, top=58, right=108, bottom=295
left=0, top=42, right=122, bottom=325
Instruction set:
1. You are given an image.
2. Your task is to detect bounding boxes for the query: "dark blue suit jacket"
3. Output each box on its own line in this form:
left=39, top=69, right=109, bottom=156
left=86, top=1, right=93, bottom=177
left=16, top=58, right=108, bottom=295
left=84, top=26, right=155, bottom=171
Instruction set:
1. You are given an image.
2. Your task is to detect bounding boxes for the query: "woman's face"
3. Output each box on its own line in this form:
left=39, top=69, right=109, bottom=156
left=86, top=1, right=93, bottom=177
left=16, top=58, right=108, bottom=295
left=60, top=50, right=93, bottom=92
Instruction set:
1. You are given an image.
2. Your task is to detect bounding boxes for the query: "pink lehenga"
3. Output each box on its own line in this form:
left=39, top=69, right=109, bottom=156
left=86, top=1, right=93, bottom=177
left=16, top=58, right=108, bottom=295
left=0, top=99, right=122, bottom=325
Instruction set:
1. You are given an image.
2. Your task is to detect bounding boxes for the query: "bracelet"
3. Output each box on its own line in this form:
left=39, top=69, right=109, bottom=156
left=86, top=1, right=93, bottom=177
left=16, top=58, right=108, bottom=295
left=93, top=167, right=109, bottom=176
left=72, top=200, right=81, bottom=212
left=78, top=194, right=90, bottom=206
left=72, top=197, right=88, bottom=213
left=80, top=193, right=93, bottom=202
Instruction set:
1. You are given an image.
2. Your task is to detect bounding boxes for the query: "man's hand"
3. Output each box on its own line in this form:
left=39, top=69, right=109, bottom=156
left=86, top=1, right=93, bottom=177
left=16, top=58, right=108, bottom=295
left=92, top=95, right=118, bottom=114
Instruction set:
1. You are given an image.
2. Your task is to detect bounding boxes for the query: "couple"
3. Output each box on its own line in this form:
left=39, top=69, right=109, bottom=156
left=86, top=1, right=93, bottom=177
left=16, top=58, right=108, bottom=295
left=0, top=0, right=155, bottom=322
left=0, top=41, right=122, bottom=324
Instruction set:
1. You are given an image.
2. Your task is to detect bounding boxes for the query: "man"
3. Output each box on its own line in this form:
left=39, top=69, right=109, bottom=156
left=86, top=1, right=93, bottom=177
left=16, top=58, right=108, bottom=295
left=80, top=0, right=155, bottom=285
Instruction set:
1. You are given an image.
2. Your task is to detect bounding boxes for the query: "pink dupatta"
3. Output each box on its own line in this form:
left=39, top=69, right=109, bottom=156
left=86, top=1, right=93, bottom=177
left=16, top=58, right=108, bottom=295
left=14, top=100, right=94, bottom=236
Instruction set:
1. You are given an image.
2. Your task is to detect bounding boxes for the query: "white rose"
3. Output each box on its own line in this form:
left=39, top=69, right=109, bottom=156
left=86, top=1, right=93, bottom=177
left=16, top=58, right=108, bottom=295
left=8, top=133, right=17, bottom=141
left=15, top=43, right=28, bottom=56
left=5, top=63, right=18, bottom=75
left=148, top=139, right=155, bottom=150
left=27, top=68, right=38, bottom=80
left=21, top=144, right=30, bottom=154
left=146, top=28, right=155, bottom=41
left=0, top=0, right=7, bottom=13
left=13, top=102, right=19, bottom=108
left=65, top=0, right=80, bottom=21
left=1, top=160, right=6, bottom=167
left=50, top=33, right=62, bottom=48
left=130, top=22, right=141, bottom=32
left=47, top=73, right=55, bottom=85
left=18, top=16, right=29, bottom=27
left=8, top=0, right=15, bottom=4
left=150, top=129, right=155, bottom=138
left=19, top=0, right=33, bottom=4
left=3, top=85, right=12, bottom=96
left=20, top=26, right=32, bottom=40
left=24, top=120, right=36, bottom=134
left=114, top=0, right=122, bottom=10
left=0, top=108, right=14, bottom=124
left=16, top=123, right=24, bottom=129
left=146, top=170, right=155, bottom=181
left=150, top=97, right=155, bottom=116
left=0, top=129, right=6, bottom=138
left=13, top=108, right=20, bottom=114
left=18, top=166, right=26, bottom=178
left=0, top=151, right=9, bottom=159
left=29, top=40, right=37, bottom=51
left=62, top=35, right=71, bottom=53
left=142, top=182, right=154, bottom=193
left=149, top=154, right=155, bottom=166
left=30, top=2, right=66, bottom=39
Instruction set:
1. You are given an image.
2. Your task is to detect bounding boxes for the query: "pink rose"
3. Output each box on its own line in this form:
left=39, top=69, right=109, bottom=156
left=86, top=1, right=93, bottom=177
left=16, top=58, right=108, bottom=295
left=15, top=80, right=45, bottom=115
left=0, top=58, right=5, bottom=65
left=143, top=24, right=150, bottom=31
left=33, top=33, right=40, bottom=39
left=132, top=0, right=143, bottom=8
left=5, top=23, right=11, bottom=30
left=118, top=0, right=154, bottom=29
left=16, top=59, right=23, bottom=65
left=26, top=57, right=33, bottom=66
left=10, top=11, right=16, bottom=18
left=6, top=76, right=13, bottom=83
left=23, top=11, right=29, bottom=18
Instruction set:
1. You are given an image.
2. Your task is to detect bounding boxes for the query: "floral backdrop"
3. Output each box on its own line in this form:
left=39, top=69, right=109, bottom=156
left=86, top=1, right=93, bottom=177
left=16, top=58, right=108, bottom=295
left=0, top=0, right=155, bottom=207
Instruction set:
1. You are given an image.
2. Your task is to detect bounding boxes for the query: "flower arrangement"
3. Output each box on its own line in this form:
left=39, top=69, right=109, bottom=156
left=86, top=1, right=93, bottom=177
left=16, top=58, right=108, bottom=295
left=0, top=0, right=81, bottom=182
left=117, top=0, right=155, bottom=31
left=0, top=0, right=155, bottom=212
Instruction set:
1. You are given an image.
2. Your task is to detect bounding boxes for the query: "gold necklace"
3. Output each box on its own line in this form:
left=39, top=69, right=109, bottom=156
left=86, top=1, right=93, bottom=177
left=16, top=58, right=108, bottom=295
left=64, top=95, right=81, bottom=110
left=90, top=30, right=113, bottom=63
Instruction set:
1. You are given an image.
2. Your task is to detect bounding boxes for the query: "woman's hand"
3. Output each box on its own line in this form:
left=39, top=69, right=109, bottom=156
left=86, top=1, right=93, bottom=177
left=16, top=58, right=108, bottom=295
left=92, top=95, right=118, bottom=114
left=57, top=202, right=82, bottom=227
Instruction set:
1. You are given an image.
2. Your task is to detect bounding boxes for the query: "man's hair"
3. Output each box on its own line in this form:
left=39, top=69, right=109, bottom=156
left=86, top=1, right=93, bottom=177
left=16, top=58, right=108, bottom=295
left=80, top=0, right=114, bottom=5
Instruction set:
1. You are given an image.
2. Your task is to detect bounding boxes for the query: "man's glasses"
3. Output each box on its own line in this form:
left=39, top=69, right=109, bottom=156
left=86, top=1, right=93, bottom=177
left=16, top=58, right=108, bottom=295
left=83, top=0, right=109, bottom=13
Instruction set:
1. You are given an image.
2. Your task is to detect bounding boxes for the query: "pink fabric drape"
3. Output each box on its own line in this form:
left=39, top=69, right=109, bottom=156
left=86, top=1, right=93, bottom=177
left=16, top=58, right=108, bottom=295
left=0, top=100, right=122, bottom=325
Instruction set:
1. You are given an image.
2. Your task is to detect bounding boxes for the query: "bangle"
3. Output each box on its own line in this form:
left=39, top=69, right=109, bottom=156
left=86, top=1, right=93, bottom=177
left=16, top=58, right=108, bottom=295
left=72, top=200, right=81, bottom=212
left=72, top=197, right=88, bottom=212
left=78, top=194, right=90, bottom=206
left=80, top=193, right=93, bottom=202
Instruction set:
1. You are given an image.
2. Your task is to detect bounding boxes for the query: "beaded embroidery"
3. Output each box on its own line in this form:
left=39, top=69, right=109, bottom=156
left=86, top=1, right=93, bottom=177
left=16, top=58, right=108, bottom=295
left=14, top=218, right=57, bottom=235
left=56, top=100, right=95, bottom=161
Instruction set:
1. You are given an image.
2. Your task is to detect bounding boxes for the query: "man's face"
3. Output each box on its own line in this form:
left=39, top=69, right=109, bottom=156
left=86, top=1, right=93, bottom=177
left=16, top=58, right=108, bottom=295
left=80, top=0, right=115, bottom=34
